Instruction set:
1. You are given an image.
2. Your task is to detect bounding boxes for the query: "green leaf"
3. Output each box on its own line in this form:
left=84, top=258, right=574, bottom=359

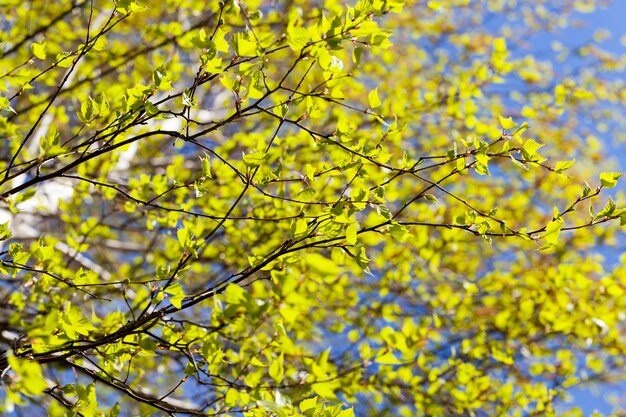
left=555, top=159, right=575, bottom=173
left=177, top=227, right=191, bottom=248
left=368, top=88, right=381, bottom=108
left=338, top=407, right=355, bottom=417
left=199, top=153, right=213, bottom=179
left=268, top=352, right=284, bottom=382
left=352, top=47, right=363, bottom=65
left=60, top=303, right=96, bottom=339
left=512, top=121, right=529, bottom=137
left=286, top=24, right=310, bottom=51
left=224, top=388, right=239, bottom=406
left=389, top=223, right=410, bottom=242
left=311, top=380, right=339, bottom=401
left=191, top=28, right=213, bottom=49
left=299, top=397, right=318, bottom=413
left=182, top=88, right=196, bottom=107
left=232, top=32, right=257, bottom=57
left=427, top=1, right=443, bottom=10
left=596, top=197, right=616, bottom=218
left=114, top=0, right=145, bottom=14
left=165, top=282, right=185, bottom=309
left=521, top=138, right=545, bottom=162
left=475, top=152, right=491, bottom=175
left=424, top=194, right=439, bottom=203
left=600, top=172, right=623, bottom=188
left=274, top=103, right=289, bottom=118
left=78, top=97, right=96, bottom=124
left=0, top=95, right=17, bottom=114
left=345, top=222, right=358, bottom=245
left=498, top=114, right=518, bottom=130
left=75, top=382, right=98, bottom=415
left=377, top=205, right=392, bottom=220
left=31, top=41, right=47, bottom=60
left=223, top=283, right=246, bottom=304
left=257, top=398, right=283, bottom=413
left=144, top=102, right=158, bottom=116
left=243, top=151, right=268, bottom=168
left=298, top=186, right=317, bottom=202
left=291, top=218, right=309, bottom=240
left=305, top=253, right=342, bottom=276
left=544, top=218, right=563, bottom=245
left=509, top=153, right=529, bottom=170
left=0, top=222, right=13, bottom=241
left=213, top=28, right=229, bottom=53
left=92, top=36, right=107, bottom=52
left=8, top=356, right=48, bottom=395
left=55, top=52, right=73, bottom=68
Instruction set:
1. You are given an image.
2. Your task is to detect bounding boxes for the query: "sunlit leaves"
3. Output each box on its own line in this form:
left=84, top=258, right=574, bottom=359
left=269, top=352, right=285, bottom=382
left=498, top=114, right=517, bottom=130
left=152, top=65, right=172, bottom=90
left=232, top=32, right=258, bottom=57
left=199, top=153, right=213, bottom=179
left=298, top=186, right=317, bottom=202
left=493, top=37, right=507, bottom=53
left=542, top=207, right=564, bottom=247
left=368, top=88, right=381, bottom=108
left=164, top=282, right=185, bottom=309
left=345, top=222, right=358, bottom=245
left=596, top=197, right=616, bottom=219
left=600, top=172, right=623, bottom=188
left=287, top=23, right=310, bottom=52
left=243, top=151, right=268, bottom=168
left=0, top=222, right=12, bottom=241
left=554, top=159, right=575, bottom=174
left=181, top=88, right=196, bottom=107
left=291, top=217, right=309, bottom=240
left=192, top=28, right=229, bottom=54
left=1, top=1, right=625, bottom=417
left=224, top=283, right=247, bottom=304
left=521, top=138, right=546, bottom=163
left=474, top=152, right=490, bottom=175
left=30, top=41, right=46, bottom=60
left=114, top=0, right=144, bottom=14
left=73, top=382, right=99, bottom=417
left=0, top=95, right=17, bottom=114
left=59, top=303, right=97, bottom=339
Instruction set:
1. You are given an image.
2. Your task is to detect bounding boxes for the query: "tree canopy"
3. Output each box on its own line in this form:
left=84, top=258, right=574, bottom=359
left=1, top=0, right=626, bottom=416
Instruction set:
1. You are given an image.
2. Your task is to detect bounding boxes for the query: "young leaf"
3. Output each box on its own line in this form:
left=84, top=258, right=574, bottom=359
left=291, top=218, right=309, bottom=240
left=243, top=151, right=268, bottom=168
left=345, top=222, right=358, bottom=245
left=600, top=172, right=623, bottom=188
left=555, top=159, right=575, bottom=173
left=368, top=88, right=381, bottom=108
left=31, top=41, right=47, bottom=60
left=544, top=218, right=563, bottom=245
left=498, top=115, right=518, bottom=130
left=596, top=198, right=616, bottom=218
left=165, top=282, right=185, bottom=309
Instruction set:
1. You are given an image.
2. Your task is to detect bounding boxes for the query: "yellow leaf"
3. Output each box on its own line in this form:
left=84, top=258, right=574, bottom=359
left=498, top=114, right=518, bottom=130
left=31, top=41, right=46, bottom=60
left=544, top=218, right=563, bottom=245
left=345, top=222, right=358, bottom=245
left=368, top=88, right=381, bottom=108
left=493, top=37, right=507, bottom=53
left=223, top=283, right=246, bottom=304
